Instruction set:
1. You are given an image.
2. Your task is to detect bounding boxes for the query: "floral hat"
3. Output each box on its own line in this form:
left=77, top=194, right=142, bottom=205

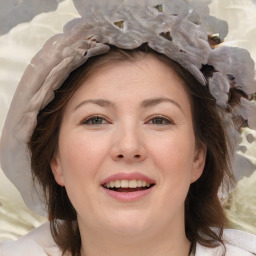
left=0, top=0, right=256, bottom=216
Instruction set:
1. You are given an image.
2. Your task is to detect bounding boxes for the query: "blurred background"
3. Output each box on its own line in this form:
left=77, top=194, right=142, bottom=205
left=0, top=0, right=255, bottom=241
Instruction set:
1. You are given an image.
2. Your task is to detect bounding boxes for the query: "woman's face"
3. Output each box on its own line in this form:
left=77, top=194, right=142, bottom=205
left=51, top=55, right=206, bottom=238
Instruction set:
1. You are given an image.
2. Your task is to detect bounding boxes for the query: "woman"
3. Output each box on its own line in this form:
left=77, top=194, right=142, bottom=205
left=0, top=0, right=256, bottom=255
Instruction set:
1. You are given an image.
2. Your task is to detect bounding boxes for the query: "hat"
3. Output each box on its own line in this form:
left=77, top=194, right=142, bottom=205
left=1, top=0, right=256, bottom=216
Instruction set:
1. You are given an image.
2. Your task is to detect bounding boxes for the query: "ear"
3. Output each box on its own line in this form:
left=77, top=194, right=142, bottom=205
left=50, top=153, right=65, bottom=186
left=191, top=143, right=207, bottom=183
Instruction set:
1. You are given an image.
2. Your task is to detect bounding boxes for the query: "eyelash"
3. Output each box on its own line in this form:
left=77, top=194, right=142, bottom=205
left=146, top=115, right=174, bottom=125
left=81, top=115, right=110, bottom=125
left=80, top=114, right=174, bottom=126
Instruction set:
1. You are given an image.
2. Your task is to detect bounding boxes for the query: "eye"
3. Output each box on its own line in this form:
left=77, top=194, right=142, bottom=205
left=146, top=115, right=174, bottom=125
left=81, top=115, right=110, bottom=125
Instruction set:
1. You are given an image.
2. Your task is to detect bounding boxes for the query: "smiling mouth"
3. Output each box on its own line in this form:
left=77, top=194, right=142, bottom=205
left=102, top=179, right=155, bottom=192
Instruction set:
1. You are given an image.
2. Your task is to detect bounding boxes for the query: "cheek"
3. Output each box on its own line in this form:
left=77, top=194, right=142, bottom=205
left=57, top=132, right=110, bottom=213
left=58, top=132, right=108, bottom=186
left=143, top=134, right=195, bottom=221
left=150, top=135, right=195, bottom=171
left=148, top=133, right=195, bottom=193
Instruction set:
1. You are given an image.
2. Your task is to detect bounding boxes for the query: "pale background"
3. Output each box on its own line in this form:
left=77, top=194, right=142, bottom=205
left=0, top=0, right=255, bottom=241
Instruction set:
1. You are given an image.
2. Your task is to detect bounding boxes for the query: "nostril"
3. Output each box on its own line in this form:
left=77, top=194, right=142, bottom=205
left=115, top=154, right=143, bottom=159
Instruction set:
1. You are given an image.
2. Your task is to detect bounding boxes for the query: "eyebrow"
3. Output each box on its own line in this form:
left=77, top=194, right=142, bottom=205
left=140, top=97, right=183, bottom=112
left=74, top=99, right=116, bottom=110
left=74, top=97, right=183, bottom=112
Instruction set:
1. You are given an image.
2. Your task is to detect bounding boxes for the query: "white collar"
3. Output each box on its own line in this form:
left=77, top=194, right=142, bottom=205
left=1, top=223, right=256, bottom=256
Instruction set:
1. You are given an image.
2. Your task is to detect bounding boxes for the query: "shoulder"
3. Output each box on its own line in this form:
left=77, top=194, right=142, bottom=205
left=195, top=229, right=256, bottom=256
left=0, top=222, right=63, bottom=256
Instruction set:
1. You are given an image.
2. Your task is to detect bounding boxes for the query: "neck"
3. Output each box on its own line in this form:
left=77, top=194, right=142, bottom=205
left=79, top=221, right=191, bottom=256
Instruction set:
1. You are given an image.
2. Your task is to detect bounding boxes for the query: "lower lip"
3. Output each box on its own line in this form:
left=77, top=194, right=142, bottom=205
left=101, top=186, right=154, bottom=201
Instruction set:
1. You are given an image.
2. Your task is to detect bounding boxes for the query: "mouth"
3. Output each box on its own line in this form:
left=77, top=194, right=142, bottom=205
left=102, top=179, right=155, bottom=192
left=101, top=172, right=156, bottom=201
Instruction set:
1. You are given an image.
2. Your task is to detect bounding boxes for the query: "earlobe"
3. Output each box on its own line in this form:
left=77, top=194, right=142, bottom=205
left=50, top=154, right=65, bottom=186
left=191, top=143, right=207, bottom=183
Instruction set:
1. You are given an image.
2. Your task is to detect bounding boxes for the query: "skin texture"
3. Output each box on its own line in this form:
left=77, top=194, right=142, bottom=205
left=50, top=55, right=206, bottom=256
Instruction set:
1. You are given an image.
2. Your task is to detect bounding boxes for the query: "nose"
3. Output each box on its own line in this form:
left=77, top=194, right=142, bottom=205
left=111, top=124, right=147, bottom=163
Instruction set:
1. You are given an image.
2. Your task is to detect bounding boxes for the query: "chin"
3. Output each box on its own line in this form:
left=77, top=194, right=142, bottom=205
left=102, top=209, right=153, bottom=236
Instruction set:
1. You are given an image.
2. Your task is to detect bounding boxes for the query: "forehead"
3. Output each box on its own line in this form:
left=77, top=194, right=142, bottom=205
left=65, top=54, right=192, bottom=114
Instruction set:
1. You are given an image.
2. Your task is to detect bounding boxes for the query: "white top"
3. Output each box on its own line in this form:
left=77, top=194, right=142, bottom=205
left=0, top=222, right=255, bottom=256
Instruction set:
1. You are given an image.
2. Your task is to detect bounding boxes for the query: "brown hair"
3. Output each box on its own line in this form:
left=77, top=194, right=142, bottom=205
left=28, top=46, right=235, bottom=255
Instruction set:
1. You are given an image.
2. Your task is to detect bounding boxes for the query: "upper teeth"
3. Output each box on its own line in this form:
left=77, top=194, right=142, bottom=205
left=104, top=180, right=151, bottom=189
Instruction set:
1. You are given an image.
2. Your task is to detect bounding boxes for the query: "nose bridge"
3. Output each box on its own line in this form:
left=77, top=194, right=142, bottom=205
left=111, top=118, right=146, bottom=162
